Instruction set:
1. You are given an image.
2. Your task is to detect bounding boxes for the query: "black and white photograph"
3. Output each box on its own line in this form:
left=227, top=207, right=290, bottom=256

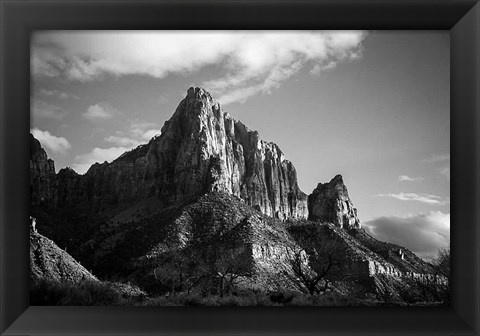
left=29, top=30, right=450, bottom=306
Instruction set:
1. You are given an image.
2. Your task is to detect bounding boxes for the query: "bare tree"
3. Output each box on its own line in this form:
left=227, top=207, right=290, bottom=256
left=213, top=247, right=251, bottom=297
left=281, top=238, right=342, bottom=295
left=152, top=250, right=210, bottom=295
left=435, top=248, right=450, bottom=280
left=415, top=248, right=450, bottom=303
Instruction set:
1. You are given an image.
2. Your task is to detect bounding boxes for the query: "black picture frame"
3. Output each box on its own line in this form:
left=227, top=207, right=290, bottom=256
left=1, top=0, right=479, bottom=335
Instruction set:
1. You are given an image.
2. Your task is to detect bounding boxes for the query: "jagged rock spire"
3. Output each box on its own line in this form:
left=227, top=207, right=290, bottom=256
left=307, top=174, right=361, bottom=229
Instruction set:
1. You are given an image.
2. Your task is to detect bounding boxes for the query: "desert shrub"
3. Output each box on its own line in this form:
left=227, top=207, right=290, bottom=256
left=143, top=291, right=276, bottom=306
left=141, top=292, right=202, bottom=306
left=30, top=279, right=145, bottom=306
left=213, top=294, right=264, bottom=306
left=31, top=280, right=67, bottom=305
left=142, top=295, right=181, bottom=306
left=183, top=293, right=204, bottom=306
left=284, top=291, right=369, bottom=306
left=238, top=290, right=272, bottom=306
left=269, top=291, right=294, bottom=304
left=208, top=295, right=243, bottom=306
left=143, top=290, right=375, bottom=306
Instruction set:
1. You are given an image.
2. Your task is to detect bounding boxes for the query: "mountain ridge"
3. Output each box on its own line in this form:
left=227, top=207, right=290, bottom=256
left=29, top=87, right=447, bottom=305
left=50, top=87, right=308, bottom=220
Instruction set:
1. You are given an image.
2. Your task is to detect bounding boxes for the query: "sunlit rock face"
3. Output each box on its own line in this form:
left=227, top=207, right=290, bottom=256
left=154, top=87, right=308, bottom=219
left=54, top=87, right=308, bottom=220
left=308, top=174, right=361, bottom=229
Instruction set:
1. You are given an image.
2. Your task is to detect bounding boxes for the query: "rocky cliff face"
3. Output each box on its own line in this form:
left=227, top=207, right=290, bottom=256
left=56, top=167, right=85, bottom=209
left=30, top=134, right=57, bottom=207
left=56, top=87, right=308, bottom=220
left=308, top=175, right=361, bottom=229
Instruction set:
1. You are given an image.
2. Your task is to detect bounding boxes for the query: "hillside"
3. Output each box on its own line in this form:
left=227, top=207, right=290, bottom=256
left=30, top=229, right=98, bottom=285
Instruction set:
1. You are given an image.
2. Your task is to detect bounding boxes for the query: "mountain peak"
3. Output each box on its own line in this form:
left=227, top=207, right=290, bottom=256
left=308, top=175, right=361, bottom=229
left=186, top=86, right=214, bottom=100
left=42, top=87, right=308, bottom=220
left=330, top=174, right=344, bottom=184
left=184, top=87, right=219, bottom=111
left=172, top=87, right=222, bottom=126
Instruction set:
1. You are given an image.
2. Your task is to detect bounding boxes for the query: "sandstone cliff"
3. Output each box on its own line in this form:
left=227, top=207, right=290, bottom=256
left=56, top=87, right=308, bottom=220
left=308, top=174, right=361, bottom=229
left=30, top=134, right=57, bottom=207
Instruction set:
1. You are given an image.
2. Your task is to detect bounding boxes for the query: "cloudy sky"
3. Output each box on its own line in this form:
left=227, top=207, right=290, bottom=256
left=30, top=31, right=450, bottom=261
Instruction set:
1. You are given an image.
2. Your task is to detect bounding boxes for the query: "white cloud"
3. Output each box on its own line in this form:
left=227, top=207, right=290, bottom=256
left=129, top=121, right=161, bottom=141
left=423, top=153, right=450, bottom=180
left=398, top=175, right=424, bottom=182
left=78, top=121, right=163, bottom=174
left=104, top=136, right=141, bottom=147
left=310, top=61, right=337, bottom=74
left=423, top=153, right=450, bottom=163
left=30, top=128, right=71, bottom=155
left=363, top=212, right=450, bottom=261
left=72, top=147, right=128, bottom=174
left=142, top=129, right=162, bottom=140
left=39, top=89, right=79, bottom=100
left=105, top=126, right=161, bottom=147
left=211, top=60, right=305, bottom=105
left=204, top=32, right=366, bottom=104
left=31, top=98, right=63, bottom=120
left=83, top=103, right=114, bottom=121
left=375, top=192, right=449, bottom=205
left=32, top=31, right=367, bottom=104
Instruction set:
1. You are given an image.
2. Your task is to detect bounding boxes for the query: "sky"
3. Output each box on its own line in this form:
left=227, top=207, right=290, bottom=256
left=30, top=31, right=450, bottom=261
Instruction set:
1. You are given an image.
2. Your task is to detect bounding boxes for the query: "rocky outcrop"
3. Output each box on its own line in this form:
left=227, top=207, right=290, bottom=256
left=30, top=230, right=98, bottom=285
left=55, top=87, right=308, bottom=220
left=30, top=228, right=148, bottom=305
left=308, top=175, right=360, bottom=229
left=56, top=167, right=85, bottom=208
left=287, top=222, right=409, bottom=283
left=30, top=134, right=57, bottom=207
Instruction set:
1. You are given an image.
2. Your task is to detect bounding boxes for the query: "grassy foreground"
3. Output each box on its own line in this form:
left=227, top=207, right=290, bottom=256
left=30, top=279, right=446, bottom=307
